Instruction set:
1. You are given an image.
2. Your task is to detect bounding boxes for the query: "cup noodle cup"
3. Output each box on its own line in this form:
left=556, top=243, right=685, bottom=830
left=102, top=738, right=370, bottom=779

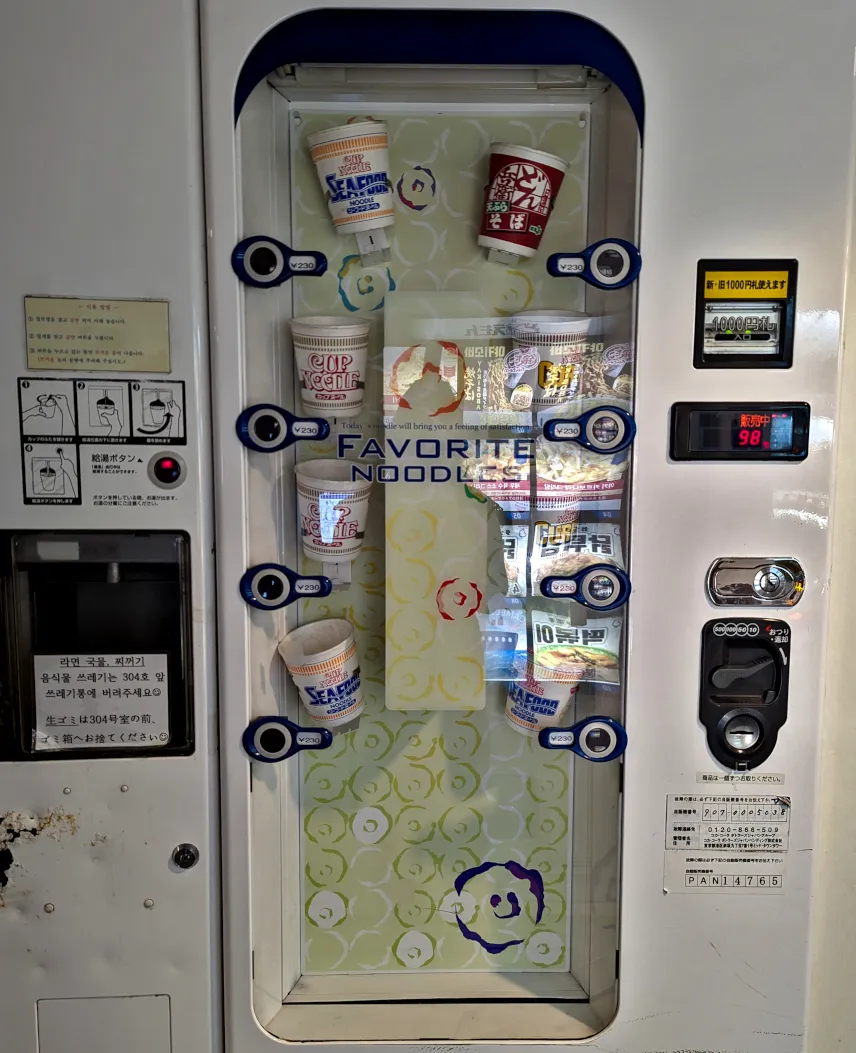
left=291, top=317, right=370, bottom=418
left=509, top=310, right=593, bottom=411
left=308, top=121, right=394, bottom=237
left=478, top=143, right=569, bottom=261
left=295, top=459, right=372, bottom=563
left=279, top=618, right=363, bottom=727
left=505, top=659, right=579, bottom=737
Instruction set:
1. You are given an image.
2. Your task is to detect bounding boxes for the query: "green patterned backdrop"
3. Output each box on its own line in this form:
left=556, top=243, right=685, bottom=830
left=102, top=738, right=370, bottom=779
left=291, top=110, right=589, bottom=974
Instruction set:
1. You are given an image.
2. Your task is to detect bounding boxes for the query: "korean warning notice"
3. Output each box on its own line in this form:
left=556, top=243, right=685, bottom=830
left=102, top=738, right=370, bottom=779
left=34, top=653, right=170, bottom=751
left=25, top=296, right=170, bottom=373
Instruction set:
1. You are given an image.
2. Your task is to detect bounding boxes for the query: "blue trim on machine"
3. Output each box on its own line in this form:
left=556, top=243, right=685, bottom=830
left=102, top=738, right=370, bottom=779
left=235, top=9, right=644, bottom=132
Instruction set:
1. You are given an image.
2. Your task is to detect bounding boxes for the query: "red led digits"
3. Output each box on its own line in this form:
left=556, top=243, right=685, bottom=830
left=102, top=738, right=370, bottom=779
left=736, top=417, right=767, bottom=449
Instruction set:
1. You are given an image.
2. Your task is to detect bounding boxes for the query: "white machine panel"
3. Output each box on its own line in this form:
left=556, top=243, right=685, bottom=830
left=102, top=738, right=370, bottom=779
left=0, top=2, right=854, bottom=1053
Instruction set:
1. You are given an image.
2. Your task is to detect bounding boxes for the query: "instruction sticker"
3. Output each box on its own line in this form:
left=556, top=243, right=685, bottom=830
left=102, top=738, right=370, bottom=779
left=33, top=653, right=170, bottom=751
left=75, top=380, right=132, bottom=442
left=664, top=852, right=785, bottom=894
left=697, top=771, right=785, bottom=785
left=666, top=794, right=790, bottom=851
left=130, top=380, right=185, bottom=442
left=21, top=444, right=80, bottom=505
left=17, top=376, right=186, bottom=505
left=25, top=296, right=170, bottom=373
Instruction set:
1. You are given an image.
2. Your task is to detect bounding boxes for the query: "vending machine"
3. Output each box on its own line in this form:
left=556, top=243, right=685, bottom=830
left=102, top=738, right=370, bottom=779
left=1, top=0, right=855, bottom=1051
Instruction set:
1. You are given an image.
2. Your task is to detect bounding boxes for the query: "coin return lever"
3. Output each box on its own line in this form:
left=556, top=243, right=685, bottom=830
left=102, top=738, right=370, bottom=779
left=699, top=618, right=790, bottom=769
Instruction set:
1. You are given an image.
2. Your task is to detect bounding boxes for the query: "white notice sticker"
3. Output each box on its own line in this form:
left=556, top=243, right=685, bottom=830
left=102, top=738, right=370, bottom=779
left=664, top=852, right=785, bottom=894
left=34, top=653, right=169, bottom=751
left=696, top=771, right=785, bottom=785
left=25, top=296, right=170, bottom=373
left=666, top=794, right=790, bottom=851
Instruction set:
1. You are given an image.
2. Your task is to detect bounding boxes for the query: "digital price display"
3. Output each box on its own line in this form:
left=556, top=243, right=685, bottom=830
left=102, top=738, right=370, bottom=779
left=670, top=403, right=809, bottom=461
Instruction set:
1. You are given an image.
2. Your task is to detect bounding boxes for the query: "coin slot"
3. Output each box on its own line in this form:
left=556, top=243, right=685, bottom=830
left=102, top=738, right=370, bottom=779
left=724, top=715, right=762, bottom=752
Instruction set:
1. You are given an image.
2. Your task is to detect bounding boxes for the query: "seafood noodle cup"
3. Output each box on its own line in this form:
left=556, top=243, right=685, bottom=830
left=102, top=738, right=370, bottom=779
left=308, top=121, right=394, bottom=236
left=279, top=618, right=363, bottom=727
left=505, top=658, right=579, bottom=736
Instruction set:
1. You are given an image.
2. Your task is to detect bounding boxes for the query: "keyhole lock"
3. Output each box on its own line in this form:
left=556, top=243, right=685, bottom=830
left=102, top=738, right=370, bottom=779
left=753, top=565, right=793, bottom=600
left=172, top=843, right=200, bottom=870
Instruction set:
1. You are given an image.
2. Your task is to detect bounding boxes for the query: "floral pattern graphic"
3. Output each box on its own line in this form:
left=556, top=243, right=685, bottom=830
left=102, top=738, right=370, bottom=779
left=337, top=254, right=397, bottom=313
left=396, top=166, right=437, bottom=211
left=435, top=577, right=483, bottom=621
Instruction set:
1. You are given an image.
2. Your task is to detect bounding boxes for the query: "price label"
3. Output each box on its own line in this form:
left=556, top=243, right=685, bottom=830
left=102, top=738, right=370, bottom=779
left=289, top=255, right=319, bottom=273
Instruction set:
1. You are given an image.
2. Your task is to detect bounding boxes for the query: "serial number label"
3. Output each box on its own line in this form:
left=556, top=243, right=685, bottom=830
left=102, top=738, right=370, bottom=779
left=666, top=794, right=790, bottom=851
left=664, top=852, right=786, bottom=894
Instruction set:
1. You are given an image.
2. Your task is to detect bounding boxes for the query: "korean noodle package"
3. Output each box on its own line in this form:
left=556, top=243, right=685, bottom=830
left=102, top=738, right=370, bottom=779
left=535, top=399, right=630, bottom=511
left=530, top=520, right=623, bottom=592
left=530, top=609, right=621, bottom=685
left=487, top=523, right=529, bottom=598
left=582, top=340, right=634, bottom=400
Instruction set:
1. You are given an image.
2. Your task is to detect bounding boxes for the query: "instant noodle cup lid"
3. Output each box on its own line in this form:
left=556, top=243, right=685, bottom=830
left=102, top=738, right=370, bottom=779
left=490, top=142, right=570, bottom=175
left=307, top=120, right=388, bottom=148
left=294, top=458, right=372, bottom=494
left=290, top=315, right=371, bottom=339
left=511, top=310, right=594, bottom=339
left=279, top=617, right=355, bottom=666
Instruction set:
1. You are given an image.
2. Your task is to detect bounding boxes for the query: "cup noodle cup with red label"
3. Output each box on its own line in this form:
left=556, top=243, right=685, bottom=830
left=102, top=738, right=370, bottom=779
left=505, top=659, right=579, bottom=736
left=278, top=618, right=364, bottom=727
left=291, top=317, right=370, bottom=418
left=295, top=459, right=372, bottom=563
left=509, top=310, right=593, bottom=411
left=478, top=143, right=569, bottom=264
left=308, top=121, right=394, bottom=262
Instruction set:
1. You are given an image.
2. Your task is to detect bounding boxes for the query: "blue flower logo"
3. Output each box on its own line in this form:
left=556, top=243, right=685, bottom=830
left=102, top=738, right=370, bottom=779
left=337, top=254, right=396, bottom=313
left=396, top=166, right=437, bottom=211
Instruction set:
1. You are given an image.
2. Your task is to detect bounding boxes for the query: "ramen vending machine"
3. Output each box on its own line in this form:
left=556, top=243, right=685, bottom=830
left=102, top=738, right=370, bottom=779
left=1, top=1, right=855, bottom=1052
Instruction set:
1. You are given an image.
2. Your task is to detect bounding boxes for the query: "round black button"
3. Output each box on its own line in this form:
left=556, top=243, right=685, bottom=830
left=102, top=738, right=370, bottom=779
left=256, top=574, right=285, bottom=602
left=591, top=414, right=620, bottom=444
left=153, top=456, right=182, bottom=485
left=259, top=726, right=288, bottom=755
left=584, top=727, right=612, bottom=753
left=253, top=413, right=282, bottom=443
left=595, top=248, right=626, bottom=279
left=249, top=245, right=279, bottom=276
left=586, top=573, right=616, bottom=602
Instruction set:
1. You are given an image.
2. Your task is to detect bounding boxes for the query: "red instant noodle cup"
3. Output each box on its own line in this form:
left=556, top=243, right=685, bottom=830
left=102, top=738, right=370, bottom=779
left=478, top=143, right=569, bottom=264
